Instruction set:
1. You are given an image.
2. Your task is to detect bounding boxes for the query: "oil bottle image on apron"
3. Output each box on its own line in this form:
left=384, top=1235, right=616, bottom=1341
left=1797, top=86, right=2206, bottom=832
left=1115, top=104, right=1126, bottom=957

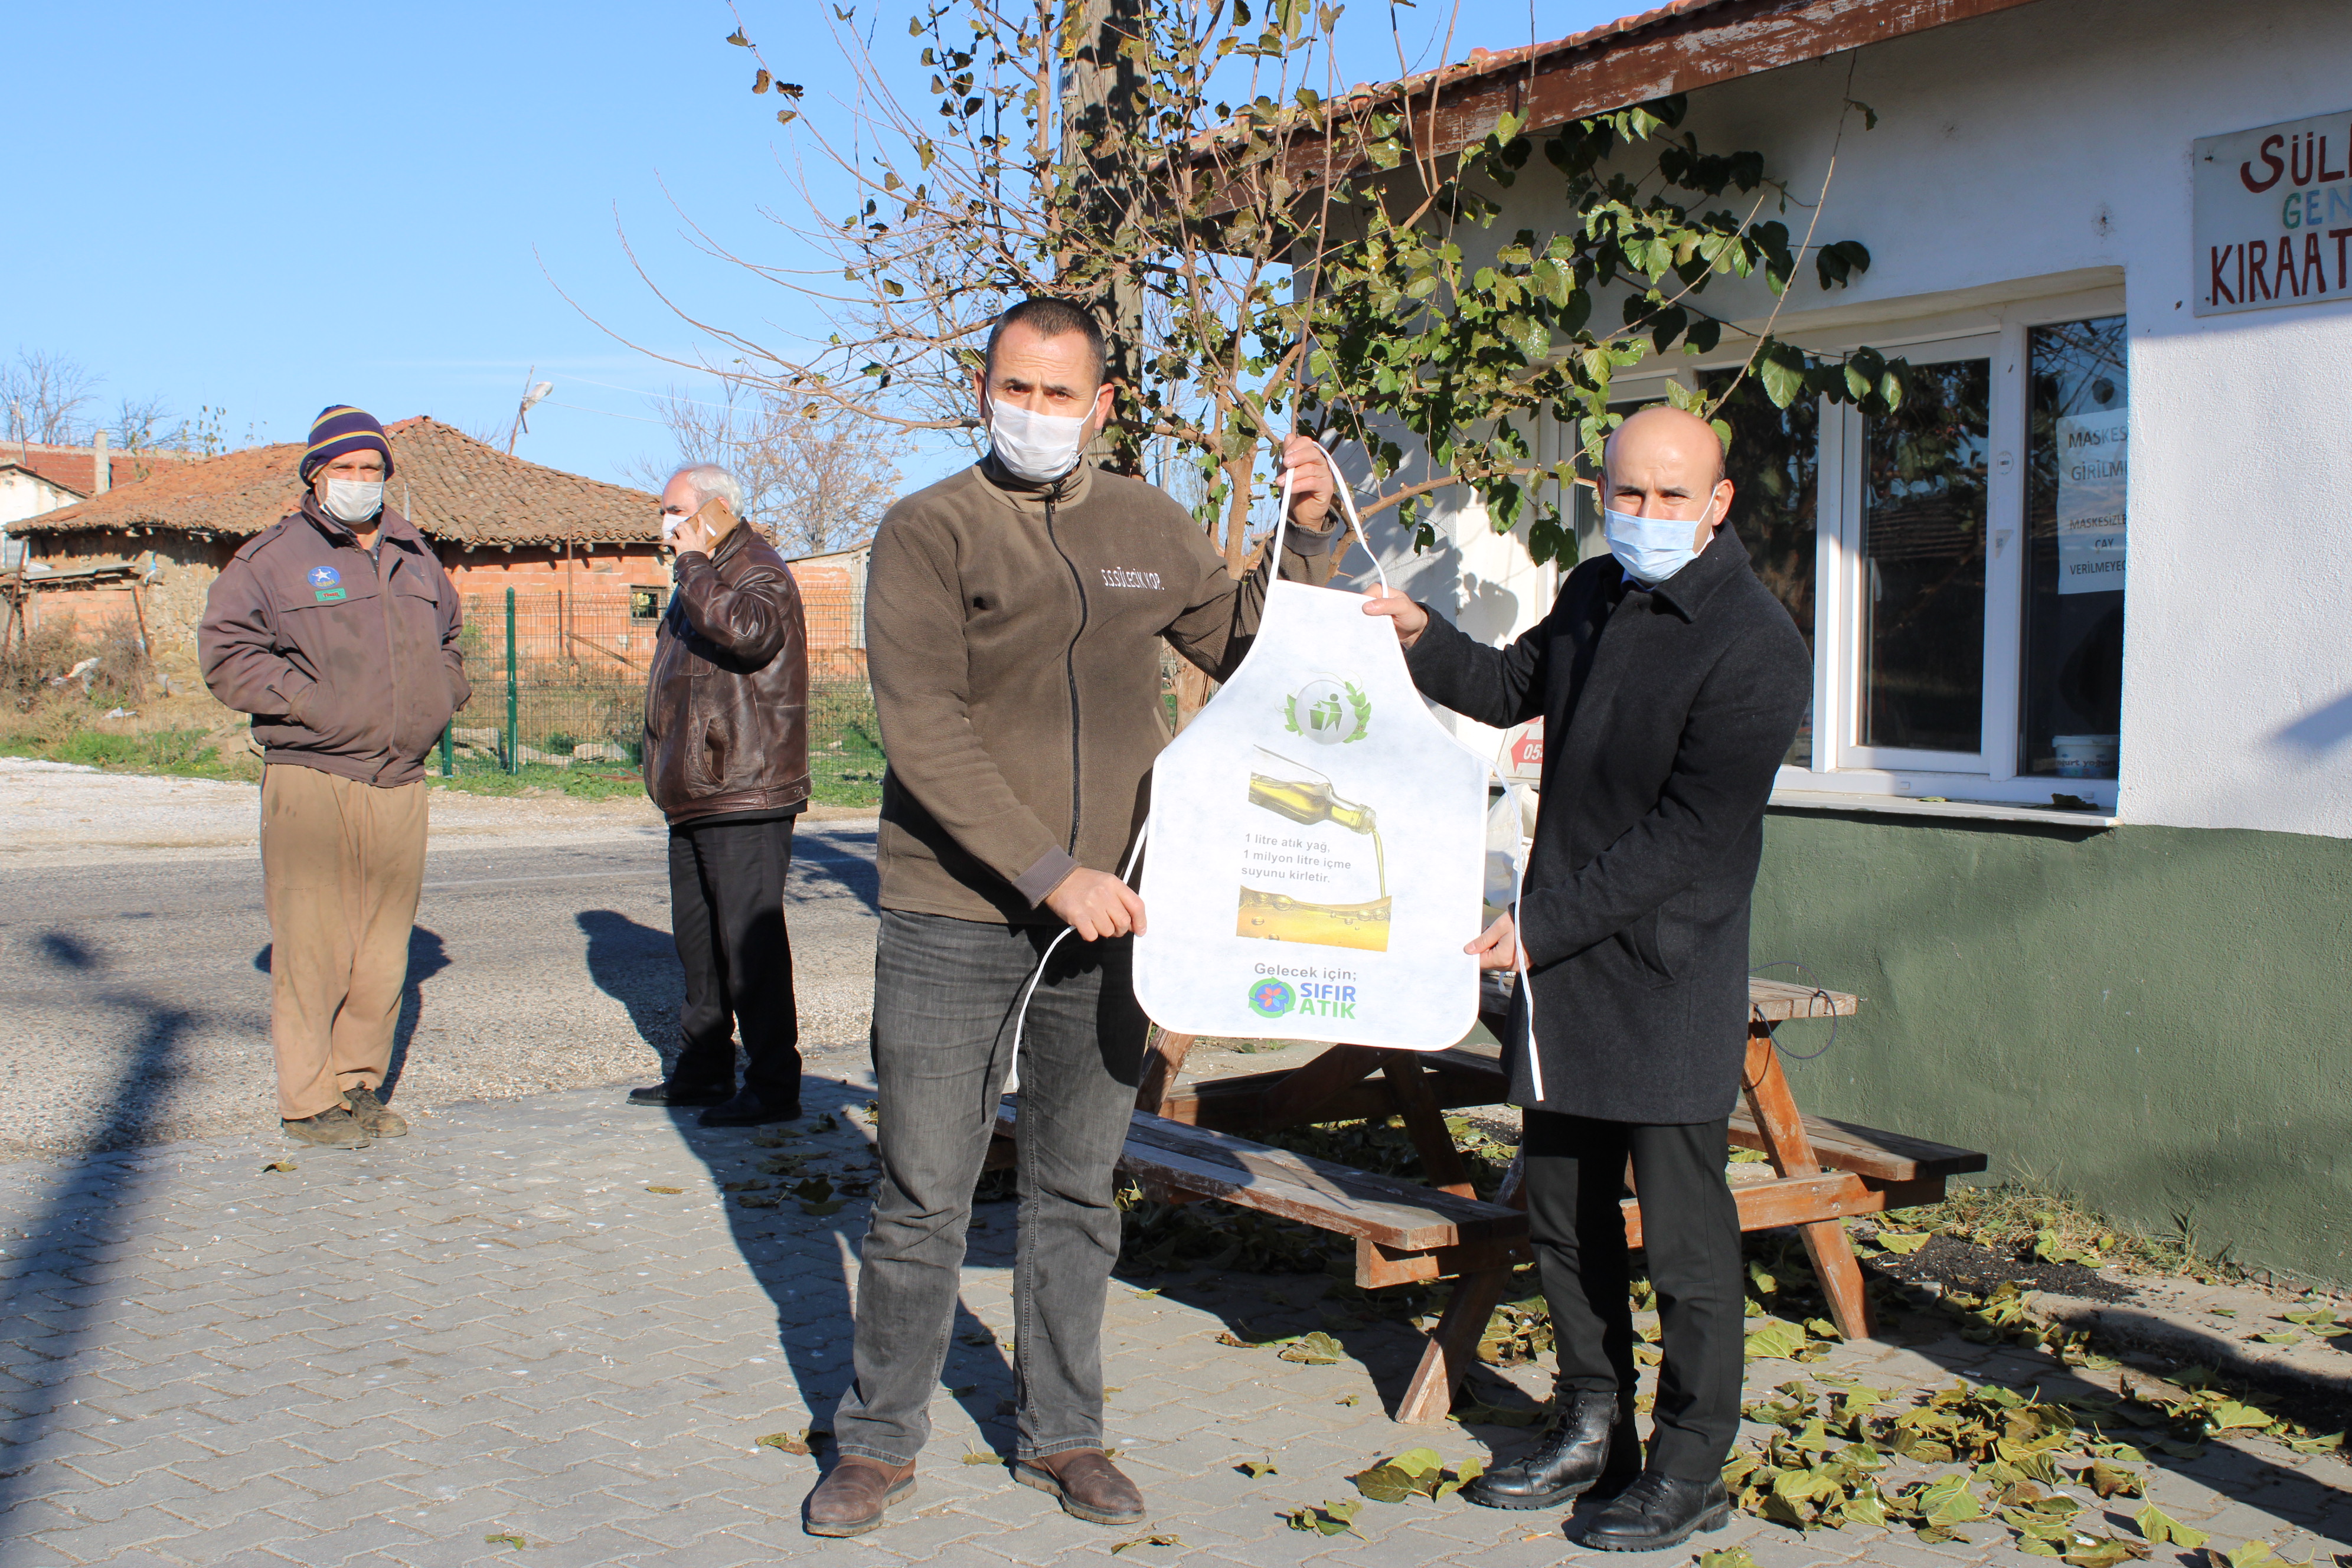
left=1237, top=746, right=1390, bottom=952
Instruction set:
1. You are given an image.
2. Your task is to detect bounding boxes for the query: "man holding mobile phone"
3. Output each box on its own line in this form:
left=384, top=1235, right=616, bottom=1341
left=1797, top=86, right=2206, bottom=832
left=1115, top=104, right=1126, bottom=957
left=628, top=463, right=811, bottom=1129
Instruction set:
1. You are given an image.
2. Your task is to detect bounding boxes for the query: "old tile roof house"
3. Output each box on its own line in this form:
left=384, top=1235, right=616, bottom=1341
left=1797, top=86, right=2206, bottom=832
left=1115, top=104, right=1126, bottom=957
left=11, top=418, right=668, bottom=677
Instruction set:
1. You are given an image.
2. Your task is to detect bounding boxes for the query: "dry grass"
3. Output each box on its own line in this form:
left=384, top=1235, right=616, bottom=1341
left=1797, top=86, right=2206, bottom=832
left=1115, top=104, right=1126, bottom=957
left=1887, top=1178, right=2221, bottom=1281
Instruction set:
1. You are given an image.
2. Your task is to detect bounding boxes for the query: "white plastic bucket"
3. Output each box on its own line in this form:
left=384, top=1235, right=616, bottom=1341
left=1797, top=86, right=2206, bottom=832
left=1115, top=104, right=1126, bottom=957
left=2052, top=733, right=2119, bottom=779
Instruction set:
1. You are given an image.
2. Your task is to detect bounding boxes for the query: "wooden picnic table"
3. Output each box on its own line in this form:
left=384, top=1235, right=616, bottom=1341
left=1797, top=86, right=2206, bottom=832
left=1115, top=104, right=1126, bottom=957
left=991, top=975, right=1985, bottom=1425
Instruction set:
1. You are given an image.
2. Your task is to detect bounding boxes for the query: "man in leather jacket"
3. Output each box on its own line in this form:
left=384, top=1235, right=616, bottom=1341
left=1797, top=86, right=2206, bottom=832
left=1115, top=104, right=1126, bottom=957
left=628, top=463, right=811, bottom=1128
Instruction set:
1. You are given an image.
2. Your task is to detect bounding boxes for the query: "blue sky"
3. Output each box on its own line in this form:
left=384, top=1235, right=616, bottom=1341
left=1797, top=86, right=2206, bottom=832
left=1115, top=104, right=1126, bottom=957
left=4, top=1, right=1629, bottom=492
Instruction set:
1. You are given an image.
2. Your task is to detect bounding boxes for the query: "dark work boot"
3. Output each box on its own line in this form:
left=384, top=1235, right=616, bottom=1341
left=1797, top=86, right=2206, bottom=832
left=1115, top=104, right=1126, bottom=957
left=341, top=1084, right=407, bottom=1139
left=280, top=1106, right=370, bottom=1149
left=1578, top=1470, right=1732, bottom=1552
left=627, top=1076, right=733, bottom=1108
left=1464, top=1390, right=1623, bottom=1510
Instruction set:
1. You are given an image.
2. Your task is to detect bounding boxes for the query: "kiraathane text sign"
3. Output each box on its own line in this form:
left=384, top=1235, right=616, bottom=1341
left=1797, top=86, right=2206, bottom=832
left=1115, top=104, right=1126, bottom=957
left=2195, top=109, right=2352, bottom=316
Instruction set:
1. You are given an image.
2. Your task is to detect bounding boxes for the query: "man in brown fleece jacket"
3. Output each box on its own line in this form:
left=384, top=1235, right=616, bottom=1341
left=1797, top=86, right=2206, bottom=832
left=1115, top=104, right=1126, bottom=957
left=808, top=300, right=1341, bottom=1537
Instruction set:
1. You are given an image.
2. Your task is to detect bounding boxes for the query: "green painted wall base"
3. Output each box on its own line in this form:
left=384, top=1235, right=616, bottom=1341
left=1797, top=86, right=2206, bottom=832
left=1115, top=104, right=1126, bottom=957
left=1752, top=809, right=2351, bottom=1288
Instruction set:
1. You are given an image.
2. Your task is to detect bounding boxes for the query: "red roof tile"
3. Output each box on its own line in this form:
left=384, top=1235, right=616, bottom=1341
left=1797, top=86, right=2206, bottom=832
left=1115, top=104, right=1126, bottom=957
left=17, top=417, right=659, bottom=547
left=0, top=441, right=201, bottom=501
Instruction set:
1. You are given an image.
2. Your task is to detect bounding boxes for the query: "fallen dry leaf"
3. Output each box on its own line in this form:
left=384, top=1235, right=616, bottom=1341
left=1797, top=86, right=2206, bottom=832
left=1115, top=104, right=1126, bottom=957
left=644, top=1185, right=684, bottom=1195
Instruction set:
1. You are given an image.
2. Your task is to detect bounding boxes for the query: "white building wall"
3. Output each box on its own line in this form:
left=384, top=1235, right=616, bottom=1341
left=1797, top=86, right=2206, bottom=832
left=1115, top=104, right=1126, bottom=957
left=1412, top=0, right=2352, bottom=838
left=1329, top=436, right=1559, bottom=762
left=0, top=469, right=83, bottom=528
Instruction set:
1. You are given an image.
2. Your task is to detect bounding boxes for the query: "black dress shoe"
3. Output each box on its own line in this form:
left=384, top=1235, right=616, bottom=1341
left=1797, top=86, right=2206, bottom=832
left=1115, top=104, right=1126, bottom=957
left=628, top=1077, right=733, bottom=1108
left=1464, top=1390, right=1626, bottom=1510
left=699, top=1087, right=802, bottom=1128
left=1577, top=1470, right=1731, bottom=1553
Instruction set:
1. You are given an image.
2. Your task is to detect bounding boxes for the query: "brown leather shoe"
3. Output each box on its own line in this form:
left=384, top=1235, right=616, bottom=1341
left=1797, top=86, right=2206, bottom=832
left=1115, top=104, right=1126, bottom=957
left=804, top=1456, right=917, bottom=1537
left=1014, top=1448, right=1146, bottom=1527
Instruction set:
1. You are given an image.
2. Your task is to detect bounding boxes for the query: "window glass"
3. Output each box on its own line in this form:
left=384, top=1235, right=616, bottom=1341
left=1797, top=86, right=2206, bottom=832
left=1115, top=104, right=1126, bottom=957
left=2021, top=317, right=2126, bottom=781
left=1859, top=358, right=1989, bottom=754
left=1704, top=373, right=1818, bottom=764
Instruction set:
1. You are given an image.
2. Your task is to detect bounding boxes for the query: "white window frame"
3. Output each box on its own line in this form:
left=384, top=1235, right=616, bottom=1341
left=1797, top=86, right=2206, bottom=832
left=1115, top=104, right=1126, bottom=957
left=1822, top=330, right=2005, bottom=779
left=1605, top=279, right=2124, bottom=812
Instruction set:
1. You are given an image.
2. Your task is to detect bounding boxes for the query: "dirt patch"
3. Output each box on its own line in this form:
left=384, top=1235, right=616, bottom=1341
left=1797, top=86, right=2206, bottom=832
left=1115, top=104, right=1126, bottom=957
left=1866, top=1229, right=2133, bottom=1304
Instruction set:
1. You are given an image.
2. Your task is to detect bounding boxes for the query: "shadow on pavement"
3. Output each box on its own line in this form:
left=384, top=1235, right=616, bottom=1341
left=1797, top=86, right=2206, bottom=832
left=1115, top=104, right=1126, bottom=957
left=573, top=909, right=680, bottom=1062
left=1106, top=1224, right=2347, bottom=1541
left=0, top=925, right=205, bottom=1524
left=383, top=927, right=450, bottom=1098
left=571, top=900, right=1015, bottom=1486
left=661, top=1079, right=1023, bottom=1494
left=788, top=825, right=882, bottom=914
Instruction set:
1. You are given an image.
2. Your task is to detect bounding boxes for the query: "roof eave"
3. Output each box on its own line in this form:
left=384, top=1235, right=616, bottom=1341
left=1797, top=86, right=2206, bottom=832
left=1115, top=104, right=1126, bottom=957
left=1194, top=0, right=2047, bottom=201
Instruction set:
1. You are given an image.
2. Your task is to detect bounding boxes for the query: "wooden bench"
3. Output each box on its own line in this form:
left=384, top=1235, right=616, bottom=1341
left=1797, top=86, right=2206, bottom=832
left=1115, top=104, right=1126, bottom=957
left=986, top=975, right=1987, bottom=1423
left=1157, top=1045, right=1985, bottom=1189
left=993, top=1100, right=1526, bottom=1254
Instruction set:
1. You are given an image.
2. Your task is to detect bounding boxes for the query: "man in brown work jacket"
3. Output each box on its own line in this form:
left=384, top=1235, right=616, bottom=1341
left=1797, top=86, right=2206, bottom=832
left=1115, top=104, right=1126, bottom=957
left=201, top=405, right=469, bottom=1149
left=806, top=298, right=1341, bottom=1537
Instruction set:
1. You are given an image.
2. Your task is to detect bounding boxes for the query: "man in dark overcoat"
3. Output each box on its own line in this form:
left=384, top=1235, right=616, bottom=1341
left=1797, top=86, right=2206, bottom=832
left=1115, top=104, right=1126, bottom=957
left=1340, top=404, right=1811, bottom=1553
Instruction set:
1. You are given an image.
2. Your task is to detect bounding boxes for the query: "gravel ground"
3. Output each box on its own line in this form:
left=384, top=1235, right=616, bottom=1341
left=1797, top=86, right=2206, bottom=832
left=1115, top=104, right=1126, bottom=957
left=0, top=762, right=881, bottom=1159
left=0, top=756, right=875, bottom=866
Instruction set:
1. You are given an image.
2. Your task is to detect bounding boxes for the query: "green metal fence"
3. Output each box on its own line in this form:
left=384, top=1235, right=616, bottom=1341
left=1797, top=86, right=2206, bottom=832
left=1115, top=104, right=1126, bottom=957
left=439, top=585, right=884, bottom=803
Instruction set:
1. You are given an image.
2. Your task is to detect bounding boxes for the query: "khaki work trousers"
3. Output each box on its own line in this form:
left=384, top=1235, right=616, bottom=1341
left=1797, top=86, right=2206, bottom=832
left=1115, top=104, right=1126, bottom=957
left=259, top=763, right=429, bottom=1121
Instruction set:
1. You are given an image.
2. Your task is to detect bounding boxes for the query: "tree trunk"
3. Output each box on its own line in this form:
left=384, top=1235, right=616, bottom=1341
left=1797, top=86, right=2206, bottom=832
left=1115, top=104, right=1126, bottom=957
left=1063, top=0, right=1148, bottom=476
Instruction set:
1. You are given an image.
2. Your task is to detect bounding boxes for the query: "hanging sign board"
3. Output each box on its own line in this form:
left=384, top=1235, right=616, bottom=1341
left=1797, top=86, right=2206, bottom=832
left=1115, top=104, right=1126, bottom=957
left=2054, top=409, right=2128, bottom=595
left=2194, top=109, right=2352, bottom=316
left=1133, top=579, right=1489, bottom=1049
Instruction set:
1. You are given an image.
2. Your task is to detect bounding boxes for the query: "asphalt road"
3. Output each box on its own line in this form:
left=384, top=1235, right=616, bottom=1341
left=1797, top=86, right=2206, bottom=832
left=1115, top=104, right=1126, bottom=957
left=0, top=822, right=880, bottom=1159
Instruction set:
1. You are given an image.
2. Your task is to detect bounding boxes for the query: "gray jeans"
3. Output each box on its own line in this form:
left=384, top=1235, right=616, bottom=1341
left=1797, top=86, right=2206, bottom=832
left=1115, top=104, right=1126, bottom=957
left=832, top=910, right=1146, bottom=1465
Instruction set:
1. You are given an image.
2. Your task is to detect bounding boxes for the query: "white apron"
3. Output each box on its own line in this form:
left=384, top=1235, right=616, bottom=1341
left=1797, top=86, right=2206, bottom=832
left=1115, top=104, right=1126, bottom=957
left=1130, top=479, right=1491, bottom=1049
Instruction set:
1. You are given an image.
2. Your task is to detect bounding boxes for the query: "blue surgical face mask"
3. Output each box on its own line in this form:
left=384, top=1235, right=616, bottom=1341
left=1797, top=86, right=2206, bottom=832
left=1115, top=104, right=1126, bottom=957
left=1603, top=503, right=1714, bottom=586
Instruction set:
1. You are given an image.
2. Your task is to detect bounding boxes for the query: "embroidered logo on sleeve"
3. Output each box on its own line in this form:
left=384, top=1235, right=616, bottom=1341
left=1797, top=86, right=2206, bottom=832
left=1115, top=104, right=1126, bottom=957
left=308, top=564, right=346, bottom=603
left=1099, top=567, right=1162, bottom=590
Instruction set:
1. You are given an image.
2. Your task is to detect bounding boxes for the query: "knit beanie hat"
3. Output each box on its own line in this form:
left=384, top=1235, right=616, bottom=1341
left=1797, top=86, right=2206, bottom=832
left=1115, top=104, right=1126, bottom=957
left=299, top=406, right=394, bottom=484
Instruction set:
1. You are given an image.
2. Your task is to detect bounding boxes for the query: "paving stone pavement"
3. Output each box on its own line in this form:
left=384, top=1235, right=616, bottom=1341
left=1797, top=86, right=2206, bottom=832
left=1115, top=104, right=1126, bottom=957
left=2, top=1079, right=2346, bottom=1567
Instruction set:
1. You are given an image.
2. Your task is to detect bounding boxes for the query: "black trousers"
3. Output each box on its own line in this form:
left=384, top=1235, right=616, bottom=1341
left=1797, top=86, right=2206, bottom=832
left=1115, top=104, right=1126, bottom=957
left=667, top=816, right=802, bottom=1102
left=1523, top=1110, right=1744, bottom=1483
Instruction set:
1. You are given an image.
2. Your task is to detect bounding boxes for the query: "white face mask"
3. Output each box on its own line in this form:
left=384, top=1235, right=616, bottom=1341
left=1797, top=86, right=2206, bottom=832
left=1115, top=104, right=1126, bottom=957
left=986, top=396, right=1093, bottom=484
left=323, top=478, right=386, bottom=525
left=1603, top=502, right=1714, bottom=586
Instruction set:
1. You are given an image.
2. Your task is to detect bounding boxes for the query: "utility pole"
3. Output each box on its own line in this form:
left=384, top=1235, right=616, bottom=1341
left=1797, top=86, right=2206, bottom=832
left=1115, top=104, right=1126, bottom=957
left=1061, top=0, right=1149, bottom=476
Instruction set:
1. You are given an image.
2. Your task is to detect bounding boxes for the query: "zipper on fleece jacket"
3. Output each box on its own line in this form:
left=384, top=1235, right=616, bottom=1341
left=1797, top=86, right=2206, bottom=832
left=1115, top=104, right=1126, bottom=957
left=1044, top=494, right=1089, bottom=855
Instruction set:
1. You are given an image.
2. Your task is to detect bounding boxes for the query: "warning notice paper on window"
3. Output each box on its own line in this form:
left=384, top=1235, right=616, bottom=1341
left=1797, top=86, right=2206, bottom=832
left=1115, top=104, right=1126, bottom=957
left=1132, top=579, right=1489, bottom=1050
left=2055, top=409, right=2128, bottom=596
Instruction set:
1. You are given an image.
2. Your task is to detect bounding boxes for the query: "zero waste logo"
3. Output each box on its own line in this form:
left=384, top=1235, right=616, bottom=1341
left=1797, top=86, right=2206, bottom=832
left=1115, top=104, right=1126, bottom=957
left=1283, top=675, right=1371, bottom=746
left=1247, top=978, right=1295, bottom=1018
